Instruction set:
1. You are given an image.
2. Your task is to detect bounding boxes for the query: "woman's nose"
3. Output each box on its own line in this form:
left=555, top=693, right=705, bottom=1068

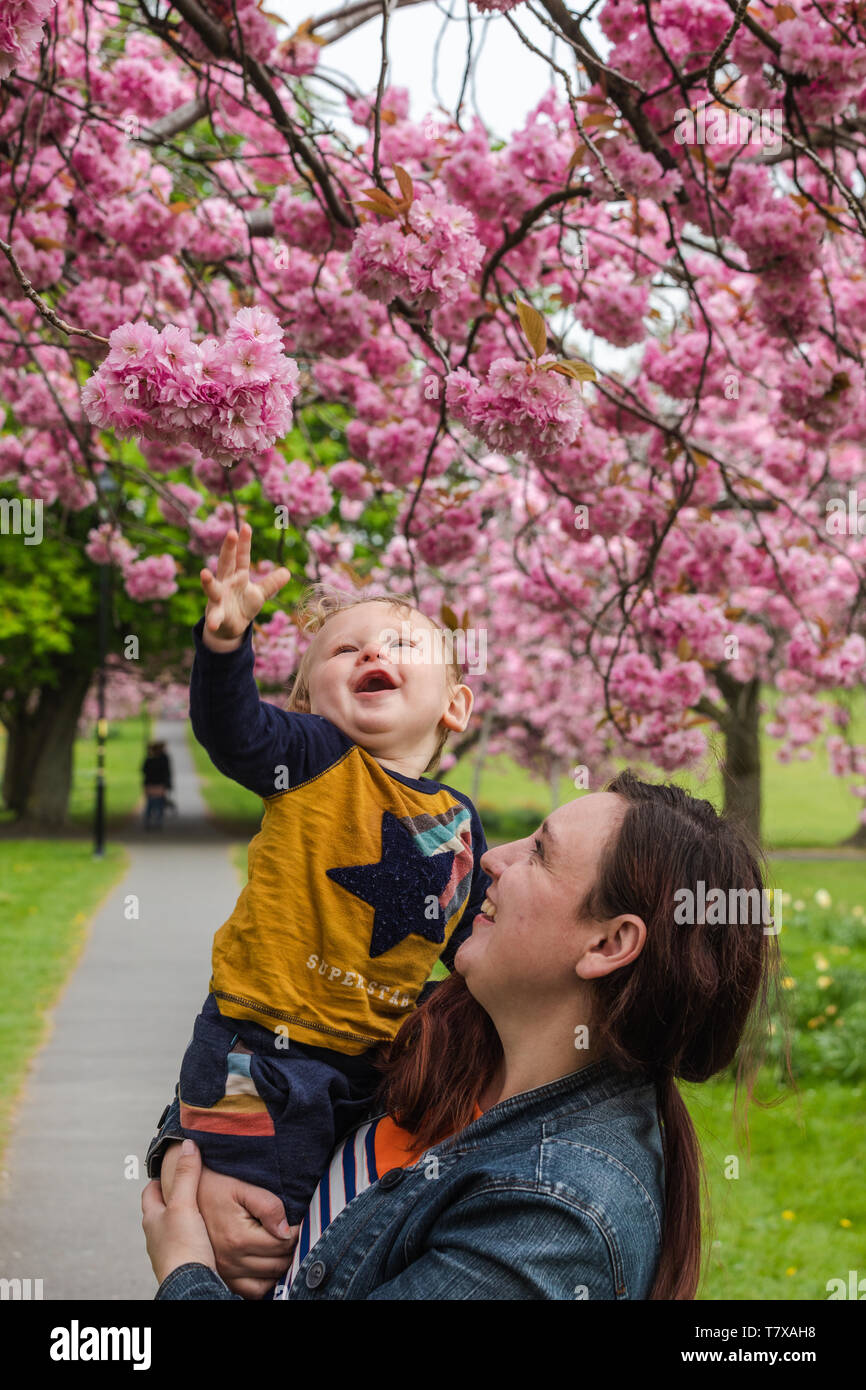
left=481, top=832, right=532, bottom=879
left=480, top=843, right=509, bottom=878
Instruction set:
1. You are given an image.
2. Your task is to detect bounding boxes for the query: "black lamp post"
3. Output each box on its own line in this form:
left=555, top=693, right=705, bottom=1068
left=93, top=472, right=119, bottom=859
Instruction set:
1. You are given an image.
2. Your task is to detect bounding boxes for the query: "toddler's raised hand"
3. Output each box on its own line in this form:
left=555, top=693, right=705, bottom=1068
left=200, top=523, right=290, bottom=651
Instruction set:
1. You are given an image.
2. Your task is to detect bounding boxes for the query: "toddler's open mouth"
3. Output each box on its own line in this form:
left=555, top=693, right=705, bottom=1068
left=353, top=668, right=399, bottom=695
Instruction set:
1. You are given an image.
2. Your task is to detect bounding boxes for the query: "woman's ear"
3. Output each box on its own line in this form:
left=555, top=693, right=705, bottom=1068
left=575, top=914, right=647, bottom=981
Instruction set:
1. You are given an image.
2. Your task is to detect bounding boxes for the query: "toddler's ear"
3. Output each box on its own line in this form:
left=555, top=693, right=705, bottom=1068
left=441, top=682, right=474, bottom=732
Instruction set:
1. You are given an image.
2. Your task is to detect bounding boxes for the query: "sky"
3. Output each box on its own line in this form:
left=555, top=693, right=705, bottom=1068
left=277, top=1, right=609, bottom=139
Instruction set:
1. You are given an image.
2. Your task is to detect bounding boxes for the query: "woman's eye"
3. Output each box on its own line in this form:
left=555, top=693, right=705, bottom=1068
left=533, top=837, right=544, bottom=859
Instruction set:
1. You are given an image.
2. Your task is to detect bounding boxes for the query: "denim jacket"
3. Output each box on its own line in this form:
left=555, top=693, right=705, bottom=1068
left=152, top=1057, right=666, bottom=1301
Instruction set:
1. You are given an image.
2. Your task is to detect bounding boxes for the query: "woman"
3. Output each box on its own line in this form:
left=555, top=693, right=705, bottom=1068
left=141, top=739, right=173, bottom=830
left=143, top=771, right=780, bottom=1299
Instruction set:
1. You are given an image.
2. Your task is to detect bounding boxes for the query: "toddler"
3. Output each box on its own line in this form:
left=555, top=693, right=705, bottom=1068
left=172, top=523, right=490, bottom=1224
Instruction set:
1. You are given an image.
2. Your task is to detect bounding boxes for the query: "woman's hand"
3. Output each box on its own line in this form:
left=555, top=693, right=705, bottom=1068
left=160, top=1141, right=299, bottom=1299
left=141, top=1139, right=217, bottom=1288
left=200, top=522, right=290, bottom=651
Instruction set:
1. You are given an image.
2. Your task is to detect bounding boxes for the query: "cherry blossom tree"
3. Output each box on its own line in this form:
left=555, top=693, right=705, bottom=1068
left=1, top=0, right=865, bottom=842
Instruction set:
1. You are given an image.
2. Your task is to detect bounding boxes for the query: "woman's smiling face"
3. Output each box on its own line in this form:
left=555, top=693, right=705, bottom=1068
left=455, top=793, right=642, bottom=1008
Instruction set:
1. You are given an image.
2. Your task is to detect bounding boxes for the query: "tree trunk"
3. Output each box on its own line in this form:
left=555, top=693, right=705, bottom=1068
left=2, top=666, right=94, bottom=828
left=841, top=820, right=866, bottom=849
left=715, top=670, right=762, bottom=846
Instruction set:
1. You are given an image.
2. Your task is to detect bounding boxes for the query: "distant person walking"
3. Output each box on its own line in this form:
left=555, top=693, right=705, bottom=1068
left=142, top=740, right=173, bottom=830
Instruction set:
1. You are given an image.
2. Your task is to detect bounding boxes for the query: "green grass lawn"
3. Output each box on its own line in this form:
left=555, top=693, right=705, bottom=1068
left=690, top=1075, right=865, bottom=1299
left=0, top=713, right=151, bottom=831
left=0, top=841, right=127, bottom=1157
left=67, top=713, right=152, bottom=829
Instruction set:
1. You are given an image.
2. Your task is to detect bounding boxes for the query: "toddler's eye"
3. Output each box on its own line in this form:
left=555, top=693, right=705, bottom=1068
left=334, top=644, right=356, bottom=655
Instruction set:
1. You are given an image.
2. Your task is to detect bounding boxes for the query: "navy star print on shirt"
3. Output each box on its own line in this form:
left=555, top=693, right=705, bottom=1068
left=326, top=810, right=456, bottom=958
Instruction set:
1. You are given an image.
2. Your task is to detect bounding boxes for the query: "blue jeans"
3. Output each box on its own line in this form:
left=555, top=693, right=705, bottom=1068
left=176, top=995, right=380, bottom=1223
left=144, top=793, right=166, bottom=827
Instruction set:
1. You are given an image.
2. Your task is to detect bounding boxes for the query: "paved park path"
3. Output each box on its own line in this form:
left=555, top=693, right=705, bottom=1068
left=0, top=719, right=244, bottom=1301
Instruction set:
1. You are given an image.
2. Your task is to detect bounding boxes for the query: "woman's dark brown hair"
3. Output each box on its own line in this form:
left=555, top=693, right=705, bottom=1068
left=378, top=769, right=783, bottom=1301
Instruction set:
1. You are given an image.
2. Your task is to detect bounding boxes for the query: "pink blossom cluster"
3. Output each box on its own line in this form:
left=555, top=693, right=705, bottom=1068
left=609, top=651, right=707, bottom=716
left=84, top=523, right=138, bottom=569
left=328, top=460, right=373, bottom=502
left=251, top=608, right=303, bottom=687
left=260, top=457, right=334, bottom=527
left=158, top=482, right=203, bottom=528
left=78, top=659, right=189, bottom=728
left=348, top=193, right=484, bottom=310
left=191, top=198, right=249, bottom=263
left=179, top=0, right=277, bottom=65
left=826, top=736, right=866, bottom=780
left=272, top=188, right=353, bottom=255
left=765, top=692, right=827, bottom=758
left=446, top=356, right=585, bottom=458
left=347, top=86, right=410, bottom=128
left=80, top=307, right=299, bottom=467
left=83, top=521, right=177, bottom=600
left=403, top=492, right=483, bottom=568
left=784, top=625, right=866, bottom=688
left=276, top=35, right=321, bottom=78
left=123, top=552, right=179, bottom=601
left=579, top=266, right=649, bottom=348
left=345, top=416, right=452, bottom=488
left=189, top=502, right=245, bottom=558
left=0, top=0, right=57, bottom=78
left=775, top=358, right=866, bottom=440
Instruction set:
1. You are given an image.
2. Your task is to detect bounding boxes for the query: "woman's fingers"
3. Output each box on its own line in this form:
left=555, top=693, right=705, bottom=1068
left=241, top=1184, right=298, bottom=1244
left=141, top=1179, right=167, bottom=1220
left=228, top=1277, right=283, bottom=1300
left=168, top=1139, right=203, bottom=1204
